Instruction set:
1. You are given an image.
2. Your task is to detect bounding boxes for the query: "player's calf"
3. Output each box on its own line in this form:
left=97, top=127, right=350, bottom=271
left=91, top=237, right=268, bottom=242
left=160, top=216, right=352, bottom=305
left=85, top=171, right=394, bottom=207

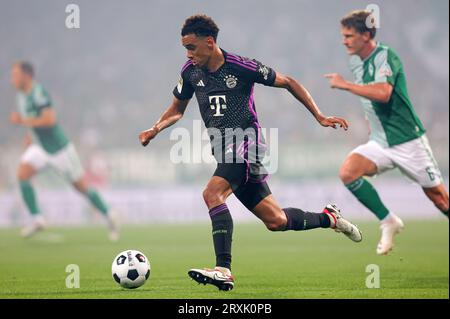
left=264, top=213, right=287, bottom=231
left=281, top=207, right=331, bottom=231
left=423, top=185, right=449, bottom=218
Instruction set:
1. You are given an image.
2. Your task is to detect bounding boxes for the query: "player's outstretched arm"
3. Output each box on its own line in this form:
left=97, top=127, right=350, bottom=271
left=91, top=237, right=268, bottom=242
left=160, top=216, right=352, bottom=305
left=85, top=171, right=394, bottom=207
left=9, top=109, right=56, bottom=128
left=139, top=97, right=190, bottom=147
left=274, top=72, right=348, bottom=130
left=324, top=73, right=393, bottom=103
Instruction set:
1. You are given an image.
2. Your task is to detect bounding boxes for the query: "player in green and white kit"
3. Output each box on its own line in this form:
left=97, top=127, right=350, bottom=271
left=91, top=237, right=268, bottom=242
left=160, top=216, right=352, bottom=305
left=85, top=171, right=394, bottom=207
left=325, top=10, right=449, bottom=255
left=9, top=62, right=120, bottom=241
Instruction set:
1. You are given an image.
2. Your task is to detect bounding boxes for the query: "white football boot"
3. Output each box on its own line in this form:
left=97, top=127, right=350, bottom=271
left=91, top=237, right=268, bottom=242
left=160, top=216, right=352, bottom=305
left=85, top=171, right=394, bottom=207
left=21, top=215, right=47, bottom=238
left=188, top=267, right=234, bottom=291
left=377, top=213, right=404, bottom=255
left=323, top=204, right=363, bottom=242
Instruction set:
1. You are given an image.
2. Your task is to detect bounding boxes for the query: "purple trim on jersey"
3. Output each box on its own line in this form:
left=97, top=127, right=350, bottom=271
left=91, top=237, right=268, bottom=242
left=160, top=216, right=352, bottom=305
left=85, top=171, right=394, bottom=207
left=227, top=58, right=257, bottom=71
left=248, top=85, right=257, bottom=119
left=181, top=60, right=193, bottom=73
left=209, top=203, right=229, bottom=217
left=226, top=54, right=257, bottom=67
left=248, top=85, right=267, bottom=148
left=226, top=57, right=257, bottom=71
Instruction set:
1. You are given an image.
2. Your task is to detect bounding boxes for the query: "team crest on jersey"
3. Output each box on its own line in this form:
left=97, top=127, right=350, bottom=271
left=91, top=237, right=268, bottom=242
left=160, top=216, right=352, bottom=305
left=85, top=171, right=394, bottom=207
left=379, top=64, right=393, bottom=77
left=225, top=75, right=238, bottom=89
left=258, top=65, right=269, bottom=80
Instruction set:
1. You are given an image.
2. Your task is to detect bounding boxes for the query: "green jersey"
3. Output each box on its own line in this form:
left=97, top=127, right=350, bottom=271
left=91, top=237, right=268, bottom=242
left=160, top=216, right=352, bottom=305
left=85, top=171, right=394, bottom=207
left=17, top=83, right=69, bottom=154
left=349, top=42, right=425, bottom=147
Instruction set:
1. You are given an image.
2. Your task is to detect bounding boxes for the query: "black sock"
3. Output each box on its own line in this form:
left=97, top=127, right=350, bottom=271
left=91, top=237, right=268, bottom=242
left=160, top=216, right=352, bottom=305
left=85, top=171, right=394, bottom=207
left=282, top=207, right=330, bottom=231
left=209, top=203, right=233, bottom=270
left=443, top=209, right=449, bottom=218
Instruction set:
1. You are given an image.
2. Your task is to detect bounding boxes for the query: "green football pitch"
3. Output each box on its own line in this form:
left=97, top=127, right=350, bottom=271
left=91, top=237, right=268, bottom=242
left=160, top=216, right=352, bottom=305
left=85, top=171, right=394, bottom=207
left=0, top=220, right=448, bottom=299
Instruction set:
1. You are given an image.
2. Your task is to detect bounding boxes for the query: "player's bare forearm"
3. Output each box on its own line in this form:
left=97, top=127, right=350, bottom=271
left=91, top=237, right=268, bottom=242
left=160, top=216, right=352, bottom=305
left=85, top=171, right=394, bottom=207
left=9, top=109, right=56, bottom=128
left=276, top=74, right=324, bottom=121
left=21, top=117, right=54, bottom=128
left=274, top=72, right=348, bottom=130
left=325, top=73, right=393, bottom=103
left=346, top=82, right=392, bottom=103
left=154, top=99, right=188, bottom=131
left=139, top=97, right=189, bottom=146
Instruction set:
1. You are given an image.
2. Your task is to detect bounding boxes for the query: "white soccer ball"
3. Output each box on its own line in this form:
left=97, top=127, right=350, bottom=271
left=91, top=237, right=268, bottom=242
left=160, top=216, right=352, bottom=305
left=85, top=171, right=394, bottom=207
left=111, top=250, right=151, bottom=289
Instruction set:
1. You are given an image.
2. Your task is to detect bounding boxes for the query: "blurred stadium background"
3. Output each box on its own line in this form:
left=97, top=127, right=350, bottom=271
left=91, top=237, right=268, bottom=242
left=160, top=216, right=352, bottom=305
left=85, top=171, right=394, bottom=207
left=0, top=0, right=448, bottom=227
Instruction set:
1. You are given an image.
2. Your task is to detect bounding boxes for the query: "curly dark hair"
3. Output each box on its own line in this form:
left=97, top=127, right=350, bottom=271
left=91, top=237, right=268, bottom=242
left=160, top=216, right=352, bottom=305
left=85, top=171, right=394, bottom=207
left=341, top=10, right=377, bottom=39
left=181, top=14, right=219, bottom=41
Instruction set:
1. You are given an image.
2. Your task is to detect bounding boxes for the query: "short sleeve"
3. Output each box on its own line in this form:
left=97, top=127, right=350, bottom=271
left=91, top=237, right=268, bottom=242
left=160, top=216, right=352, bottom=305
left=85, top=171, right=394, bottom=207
left=33, top=85, right=52, bottom=110
left=374, top=49, right=400, bottom=86
left=251, top=59, right=276, bottom=86
left=173, top=63, right=195, bottom=100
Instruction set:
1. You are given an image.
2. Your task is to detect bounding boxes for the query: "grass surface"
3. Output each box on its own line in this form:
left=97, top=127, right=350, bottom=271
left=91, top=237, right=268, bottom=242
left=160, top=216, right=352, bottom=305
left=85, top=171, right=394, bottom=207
left=0, top=220, right=448, bottom=299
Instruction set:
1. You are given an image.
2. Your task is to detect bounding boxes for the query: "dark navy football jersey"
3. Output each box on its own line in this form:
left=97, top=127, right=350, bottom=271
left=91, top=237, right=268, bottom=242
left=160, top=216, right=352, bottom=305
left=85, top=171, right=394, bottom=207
left=173, top=49, right=276, bottom=162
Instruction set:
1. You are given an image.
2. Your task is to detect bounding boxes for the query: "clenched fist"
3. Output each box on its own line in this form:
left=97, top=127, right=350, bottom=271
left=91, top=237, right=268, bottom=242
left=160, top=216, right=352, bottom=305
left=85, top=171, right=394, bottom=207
left=139, top=126, right=160, bottom=147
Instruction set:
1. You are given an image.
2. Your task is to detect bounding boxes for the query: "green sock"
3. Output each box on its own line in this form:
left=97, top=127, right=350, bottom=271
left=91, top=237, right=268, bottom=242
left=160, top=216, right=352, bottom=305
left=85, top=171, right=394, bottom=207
left=19, top=180, right=40, bottom=215
left=345, top=177, right=389, bottom=220
left=443, top=209, right=449, bottom=218
left=86, top=188, right=109, bottom=215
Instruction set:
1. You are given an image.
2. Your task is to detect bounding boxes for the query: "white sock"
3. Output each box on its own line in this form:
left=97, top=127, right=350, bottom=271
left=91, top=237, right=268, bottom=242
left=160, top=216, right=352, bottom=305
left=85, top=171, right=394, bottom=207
left=380, top=212, right=399, bottom=223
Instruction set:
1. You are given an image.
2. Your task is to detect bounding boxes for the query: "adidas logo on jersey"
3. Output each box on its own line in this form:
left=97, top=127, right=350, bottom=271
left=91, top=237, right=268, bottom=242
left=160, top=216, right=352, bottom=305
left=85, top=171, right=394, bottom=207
left=197, top=80, right=205, bottom=87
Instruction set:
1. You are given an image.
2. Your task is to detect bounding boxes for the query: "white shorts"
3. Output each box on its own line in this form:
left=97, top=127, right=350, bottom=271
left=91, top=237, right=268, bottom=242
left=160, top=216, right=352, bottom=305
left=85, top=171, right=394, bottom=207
left=20, top=143, right=84, bottom=182
left=351, top=135, right=443, bottom=188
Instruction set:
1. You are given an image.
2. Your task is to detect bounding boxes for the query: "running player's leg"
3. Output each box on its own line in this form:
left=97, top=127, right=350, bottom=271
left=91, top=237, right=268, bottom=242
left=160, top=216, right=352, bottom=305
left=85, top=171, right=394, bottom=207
left=188, top=175, right=235, bottom=290
left=238, top=183, right=362, bottom=242
left=399, top=135, right=449, bottom=218
left=392, top=134, right=448, bottom=218
left=251, top=194, right=329, bottom=231
left=53, top=143, right=109, bottom=215
left=52, top=143, right=120, bottom=240
left=72, top=177, right=120, bottom=241
left=423, top=184, right=449, bottom=217
left=72, top=178, right=109, bottom=215
left=18, top=145, right=48, bottom=237
left=339, top=152, right=391, bottom=221
left=202, top=176, right=233, bottom=270
left=340, top=149, right=404, bottom=254
left=17, top=163, right=39, bottom=215
left=53, top=144, right=109, bottom=216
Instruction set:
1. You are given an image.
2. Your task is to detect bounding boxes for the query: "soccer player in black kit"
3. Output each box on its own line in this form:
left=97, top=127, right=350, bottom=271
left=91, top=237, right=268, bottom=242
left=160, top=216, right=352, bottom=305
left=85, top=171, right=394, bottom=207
left=139, top=15, right=362, bottom=291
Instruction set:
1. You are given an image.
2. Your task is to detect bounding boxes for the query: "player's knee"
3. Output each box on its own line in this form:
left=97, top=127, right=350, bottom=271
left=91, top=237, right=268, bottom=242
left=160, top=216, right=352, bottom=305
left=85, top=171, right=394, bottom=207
left=265, top=214, right=287, bottom=232
left=72, top=180, right=88, bottom=194
left=339, top=166, right=359, bottom=185
left=431, top=192, right=449, bottom=211
left=202, top=187, right=223, bottom=208
left=17, top=168, right=30, bottom=181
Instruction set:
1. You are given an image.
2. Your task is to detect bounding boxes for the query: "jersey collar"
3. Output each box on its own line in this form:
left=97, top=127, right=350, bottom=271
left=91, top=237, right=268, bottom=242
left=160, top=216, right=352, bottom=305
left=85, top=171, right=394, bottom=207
left=206, top=48, right=227, bottom=74
left=362, top=42, right=380, bottom=62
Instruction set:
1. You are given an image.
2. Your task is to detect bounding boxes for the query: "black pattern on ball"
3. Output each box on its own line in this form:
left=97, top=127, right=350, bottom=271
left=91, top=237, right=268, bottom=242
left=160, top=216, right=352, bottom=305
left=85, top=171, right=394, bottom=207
left=127, top=269, right=139, bottom=281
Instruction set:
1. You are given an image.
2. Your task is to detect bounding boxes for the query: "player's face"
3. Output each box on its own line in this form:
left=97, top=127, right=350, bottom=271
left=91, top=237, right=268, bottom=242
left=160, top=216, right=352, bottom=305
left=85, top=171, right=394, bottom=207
left=10, top=65, right=26, bottom=90
left=341, top=26, right=369, bottom=56
left=182, top=34, right=214, bottom=68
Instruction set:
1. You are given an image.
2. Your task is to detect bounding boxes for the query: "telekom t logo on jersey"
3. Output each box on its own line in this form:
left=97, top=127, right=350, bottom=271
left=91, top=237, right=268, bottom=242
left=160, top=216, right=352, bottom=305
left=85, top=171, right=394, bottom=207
left=209, top=95, right=227, bottom=117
